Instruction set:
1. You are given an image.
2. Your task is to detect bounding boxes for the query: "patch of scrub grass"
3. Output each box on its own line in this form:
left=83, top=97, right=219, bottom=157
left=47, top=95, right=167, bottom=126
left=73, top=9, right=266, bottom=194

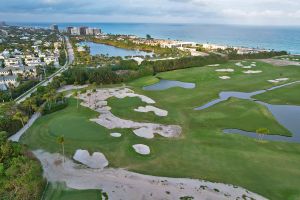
left=42, top=182, right=103, bottom=200
left=23, top=60, right=300, bottom=200
left=254, top=82, right=300, bottom=105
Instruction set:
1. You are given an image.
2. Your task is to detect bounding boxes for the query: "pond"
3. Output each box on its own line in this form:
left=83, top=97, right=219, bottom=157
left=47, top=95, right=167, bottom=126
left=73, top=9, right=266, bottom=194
left=195, top=81, right=300, bottom=143
left=143, top=79, right=196, bottom=91
left=79, top=42, right=154, bottom=58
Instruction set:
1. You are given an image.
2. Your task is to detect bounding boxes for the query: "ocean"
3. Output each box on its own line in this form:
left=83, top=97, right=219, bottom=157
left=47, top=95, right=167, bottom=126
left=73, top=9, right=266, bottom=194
left=9, top=22, right=300, bottom=54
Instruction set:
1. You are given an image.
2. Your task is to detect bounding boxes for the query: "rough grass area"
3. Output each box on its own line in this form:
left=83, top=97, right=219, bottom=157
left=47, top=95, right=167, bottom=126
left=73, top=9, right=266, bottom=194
left=43, top=183, right=103, bottom=200
left=22, top=60, right=300, bottom=200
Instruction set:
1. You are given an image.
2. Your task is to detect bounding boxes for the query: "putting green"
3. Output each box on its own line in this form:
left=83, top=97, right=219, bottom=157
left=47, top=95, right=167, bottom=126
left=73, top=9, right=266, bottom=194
left=22, top=60, right=300, bottom=200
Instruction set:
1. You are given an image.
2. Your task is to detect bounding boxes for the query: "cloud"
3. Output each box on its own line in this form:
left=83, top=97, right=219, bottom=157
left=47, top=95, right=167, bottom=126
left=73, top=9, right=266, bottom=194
left=0, top=0, right=299, bottom=25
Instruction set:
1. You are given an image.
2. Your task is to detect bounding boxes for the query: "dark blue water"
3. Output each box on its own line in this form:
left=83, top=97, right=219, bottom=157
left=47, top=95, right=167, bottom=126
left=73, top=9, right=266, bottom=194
left=79, top=41, right=153, bottom=57
left=9, top=22, right=300, bottom=54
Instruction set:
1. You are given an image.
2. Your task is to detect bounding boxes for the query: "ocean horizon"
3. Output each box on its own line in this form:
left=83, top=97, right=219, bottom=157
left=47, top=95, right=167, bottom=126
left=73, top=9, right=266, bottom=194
left=8, top=22, right=300, bottom=54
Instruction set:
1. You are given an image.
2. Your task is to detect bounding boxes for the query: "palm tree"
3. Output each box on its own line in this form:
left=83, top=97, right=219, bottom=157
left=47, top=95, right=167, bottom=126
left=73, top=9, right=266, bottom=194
left=256, top=128, right=270, bottom=141
left=73, top=90, right=79, bottom=109
left=23, top=98, right=37, bottom=115
left=87, top=93, right=91, bottom=104
left=13, top=111, right=28, bottom=127
left=57, top=135, right=65, bottom=163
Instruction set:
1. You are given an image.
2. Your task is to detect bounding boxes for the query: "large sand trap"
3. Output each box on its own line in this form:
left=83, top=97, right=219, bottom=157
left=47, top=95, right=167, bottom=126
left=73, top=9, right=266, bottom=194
left=243, top=70, right=262, bottom=74
left=34, top=150, right=267, bottom=200
left=77, top=88, right=181, bottom=139
left=73, top=149, right=109, bottom=169
left=132, top=144, right=150, bottom=155
left=208, top=64, right=220, bottom=67
left=219, top=76, right=231, bottom=80
left=110, top=132, right=122, bottom=137
left=215, top=68, right=235, bottom=72
left=134, top=105, right=168, bottom=117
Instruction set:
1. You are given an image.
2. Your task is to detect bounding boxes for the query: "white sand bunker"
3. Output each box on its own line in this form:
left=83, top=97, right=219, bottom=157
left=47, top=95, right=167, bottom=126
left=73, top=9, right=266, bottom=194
left=78, top=88, right=181, bottom=139
left=208, top=64, right=220, bottom=67
left=132, top=144, right=150, bottom=155
left=219, top=76, right=231, bottom=80
left=243, top=70, right=262, bottom=74
left=215, top=68, right=234, bottom=72
left=110, top=133, right=122, bottom=137
left=236, top=62, right=256, bottom=69
left=73, top=149, right=108, bottom=169
left=268, top=78, right=289, bottom=83
left=134, top=105, right=168, bottom=117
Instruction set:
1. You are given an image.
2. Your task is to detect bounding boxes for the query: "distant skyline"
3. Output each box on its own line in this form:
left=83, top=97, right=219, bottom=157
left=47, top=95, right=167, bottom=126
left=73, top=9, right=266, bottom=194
left=1, top=0, right=300, bottom=26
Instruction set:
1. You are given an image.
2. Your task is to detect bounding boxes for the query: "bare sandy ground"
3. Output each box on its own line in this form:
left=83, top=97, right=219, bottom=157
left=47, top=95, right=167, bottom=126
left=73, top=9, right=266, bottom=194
left=78, top=88, right=181, bottom=139
left=260, top=59, right=300, bottom=66
left=57, top=84, right=89, bottom=93
left=34, top=150, right=267, bottom=200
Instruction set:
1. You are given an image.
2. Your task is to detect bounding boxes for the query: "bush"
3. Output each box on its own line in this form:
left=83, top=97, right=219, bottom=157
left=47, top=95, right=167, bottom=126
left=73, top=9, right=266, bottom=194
left=42, top=100, right=68, bottom=115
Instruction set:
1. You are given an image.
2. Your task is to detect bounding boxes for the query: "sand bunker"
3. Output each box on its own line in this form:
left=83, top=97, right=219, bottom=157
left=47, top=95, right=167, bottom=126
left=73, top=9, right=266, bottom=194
left=73, top=149, right=109, bottom=169
left=134, top=105, right=168, bottom=117
left=132, top=144, right=151, bottom=155
left=268, top=78, right=289, bottom=83
left=208, top=64, right=220, bottom=67
left=77, top=88, right=181, bottom=139
left=110, top=133, right=122, bottom=137
left=219, top=76, right=231, bottom=80
left=243, top=70, right=262, bottom=74
left=34, top=150, right=267, bottom=200
left=215, top=68, right=235, bottom=72
left=236, top=62, right=256, bottom=69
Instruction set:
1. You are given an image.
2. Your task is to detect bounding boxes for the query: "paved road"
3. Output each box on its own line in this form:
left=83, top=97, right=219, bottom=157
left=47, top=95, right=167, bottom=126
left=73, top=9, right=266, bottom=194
left=15, top=36, right=74, bottom=104
left=9, top=36, right=75, bottom=141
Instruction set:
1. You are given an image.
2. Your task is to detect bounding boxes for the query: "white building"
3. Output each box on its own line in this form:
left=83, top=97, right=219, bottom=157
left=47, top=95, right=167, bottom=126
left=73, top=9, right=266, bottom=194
left=4, top=58, right=21, bottom=68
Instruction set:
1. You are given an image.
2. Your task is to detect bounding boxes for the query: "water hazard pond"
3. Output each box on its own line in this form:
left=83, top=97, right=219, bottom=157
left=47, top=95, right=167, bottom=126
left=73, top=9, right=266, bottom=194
left=195, top=81, right=300, bottom=143
left=79, top=41, right=153, bottom=58
left=143, top=79, right=195, bottom=91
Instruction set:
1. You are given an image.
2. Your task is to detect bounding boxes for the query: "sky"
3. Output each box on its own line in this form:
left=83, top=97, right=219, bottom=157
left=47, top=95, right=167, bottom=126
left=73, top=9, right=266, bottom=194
left=0, top=0, right=300, bottom=25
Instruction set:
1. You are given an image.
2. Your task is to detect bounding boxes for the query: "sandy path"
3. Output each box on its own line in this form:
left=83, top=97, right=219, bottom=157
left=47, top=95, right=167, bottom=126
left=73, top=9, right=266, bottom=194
left=8, top=112, right=41, bottom=142
left=34, top=150, right=267, bottom=200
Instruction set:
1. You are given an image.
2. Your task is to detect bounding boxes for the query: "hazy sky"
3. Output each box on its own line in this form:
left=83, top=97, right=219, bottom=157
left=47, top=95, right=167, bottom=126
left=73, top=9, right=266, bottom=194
left=0, top=0, right=300, bottom=25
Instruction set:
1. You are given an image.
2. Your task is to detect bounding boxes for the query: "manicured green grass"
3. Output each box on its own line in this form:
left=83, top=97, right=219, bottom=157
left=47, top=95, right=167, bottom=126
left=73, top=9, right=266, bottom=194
left=22, top=60, right=300, bottom=200
left=43, top=183, right=103, bottom=200
left=254, top=82, right=300, bottom=105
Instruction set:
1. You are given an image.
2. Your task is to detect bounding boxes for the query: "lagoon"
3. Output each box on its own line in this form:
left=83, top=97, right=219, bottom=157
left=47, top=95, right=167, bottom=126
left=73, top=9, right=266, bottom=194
left=79, top=41, right=153, bottom=58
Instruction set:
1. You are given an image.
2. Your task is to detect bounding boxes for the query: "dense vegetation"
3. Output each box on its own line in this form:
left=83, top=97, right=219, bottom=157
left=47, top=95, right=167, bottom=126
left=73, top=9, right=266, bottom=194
left=0, top=131, right=44, bottom=200
left=62, top=54, right=228, bottom=85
